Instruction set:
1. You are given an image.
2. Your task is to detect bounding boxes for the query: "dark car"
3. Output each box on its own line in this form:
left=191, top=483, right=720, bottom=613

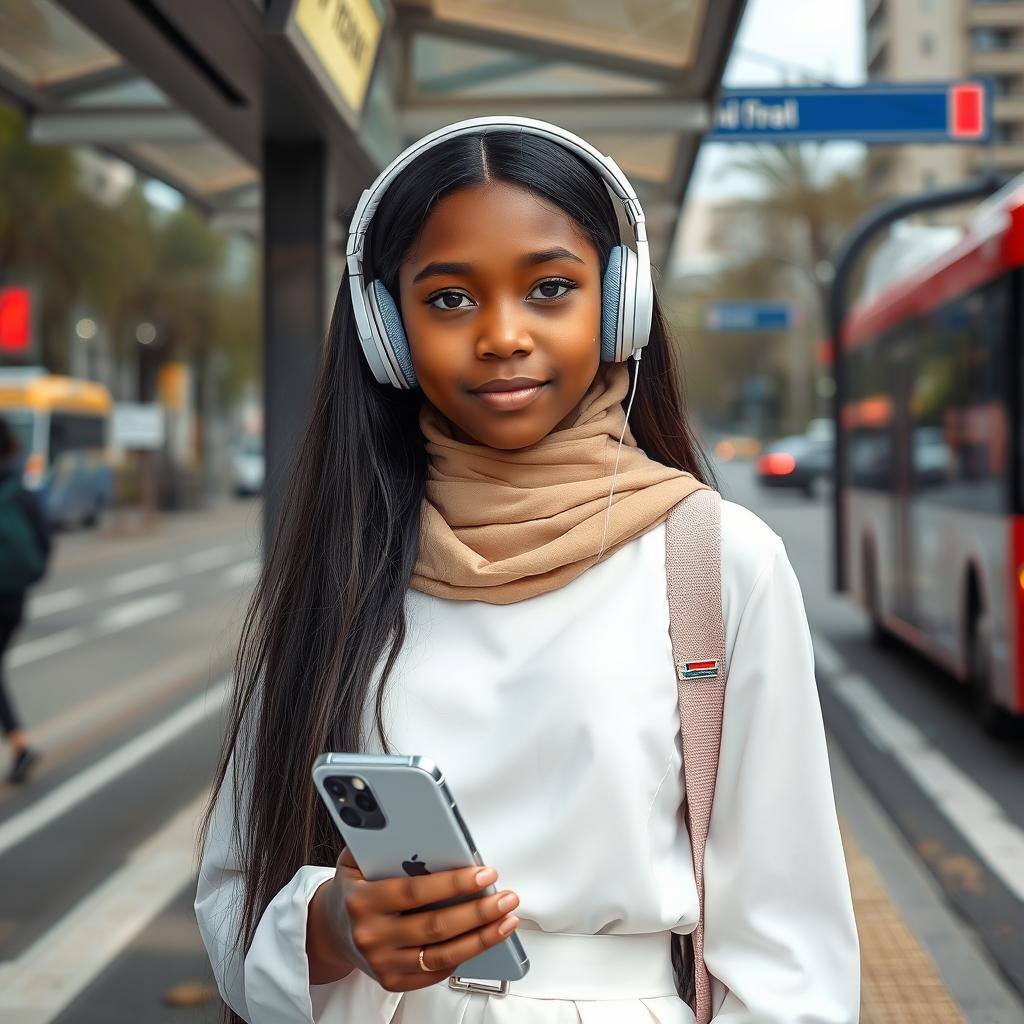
left=756, top=433, right=833, bottom=499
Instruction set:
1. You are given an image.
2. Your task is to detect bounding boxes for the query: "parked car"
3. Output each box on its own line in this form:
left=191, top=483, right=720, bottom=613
left=230, top=435, right=264, bottom=496
left=756, top=433, right=832, bottom=498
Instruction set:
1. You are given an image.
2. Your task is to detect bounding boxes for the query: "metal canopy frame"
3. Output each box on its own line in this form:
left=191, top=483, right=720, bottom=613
left=389, top=0, right=748, bottom=267
left=0, top=0, right=261, bottom=227
left=0, top=0, right=747, bottom=263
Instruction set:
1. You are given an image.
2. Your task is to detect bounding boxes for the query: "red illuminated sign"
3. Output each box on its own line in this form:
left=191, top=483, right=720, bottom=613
left=949, top=83, right=986, bottom=140
left=0, top=287, right=32, bottom=354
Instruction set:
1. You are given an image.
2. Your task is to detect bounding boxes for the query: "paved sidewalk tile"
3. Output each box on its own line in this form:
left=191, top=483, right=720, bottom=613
left=843, top=819, right=965, bottom=1022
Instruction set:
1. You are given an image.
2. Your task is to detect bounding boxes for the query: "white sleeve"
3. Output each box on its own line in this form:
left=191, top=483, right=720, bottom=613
left=702, top=536, right=861, bottom=1023
left=193, top=753, right=334, bottom=1023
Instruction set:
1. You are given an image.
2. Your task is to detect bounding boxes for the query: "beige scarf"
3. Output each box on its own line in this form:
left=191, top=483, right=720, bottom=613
left=410, top=361, right=709, bottom=604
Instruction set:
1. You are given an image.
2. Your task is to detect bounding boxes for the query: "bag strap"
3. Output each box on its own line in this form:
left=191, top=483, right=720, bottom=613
left=665, top=488, right=726, bottom=1024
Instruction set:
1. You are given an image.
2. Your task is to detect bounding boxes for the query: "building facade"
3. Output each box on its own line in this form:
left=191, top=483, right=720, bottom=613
left=865, top=0, right=1024, bottom=210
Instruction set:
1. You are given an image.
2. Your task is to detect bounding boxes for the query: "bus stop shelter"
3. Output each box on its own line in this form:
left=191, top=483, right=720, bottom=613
left=0, top=0, right=746, bottom=530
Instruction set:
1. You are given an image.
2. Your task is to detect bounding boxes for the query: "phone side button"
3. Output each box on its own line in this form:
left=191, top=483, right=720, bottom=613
left=450, top=803, right=479, bottom=857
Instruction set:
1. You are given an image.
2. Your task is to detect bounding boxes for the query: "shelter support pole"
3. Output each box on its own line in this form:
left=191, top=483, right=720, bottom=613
left=262, top=138, right=327, bottom=549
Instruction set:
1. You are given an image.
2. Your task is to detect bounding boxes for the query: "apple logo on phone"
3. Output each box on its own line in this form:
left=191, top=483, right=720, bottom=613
left=402, top=854, right=431, bottom=877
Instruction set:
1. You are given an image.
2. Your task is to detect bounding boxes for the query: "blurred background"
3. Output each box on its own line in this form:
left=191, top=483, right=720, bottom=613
left=0, top=1, right=1022, bottom=1021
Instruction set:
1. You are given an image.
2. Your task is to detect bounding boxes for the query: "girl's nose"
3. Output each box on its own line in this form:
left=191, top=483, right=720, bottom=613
left=475, top=302, right=534, bottom=360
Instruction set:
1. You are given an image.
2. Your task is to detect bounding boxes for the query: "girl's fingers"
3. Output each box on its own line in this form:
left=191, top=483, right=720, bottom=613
left=355, top=865, right=499, bottom=915
left=385, top=889, right=519, bottom=948
left=407, top=912, right=520, bottom=978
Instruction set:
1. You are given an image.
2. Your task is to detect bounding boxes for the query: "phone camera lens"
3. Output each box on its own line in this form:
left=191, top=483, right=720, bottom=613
left=325, top=777, right=348, bottom=798
left=355, top=792, right=377, bottom=812
left=340, top=807, right=362, bottom=827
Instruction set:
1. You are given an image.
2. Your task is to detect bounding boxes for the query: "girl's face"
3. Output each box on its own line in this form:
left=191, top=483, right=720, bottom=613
left=398, top=181, right=603, bottom=450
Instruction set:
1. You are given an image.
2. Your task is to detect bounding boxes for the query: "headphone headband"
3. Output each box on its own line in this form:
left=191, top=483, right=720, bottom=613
left=346, top=116, right=653, bottom=389
left=346, top=116, right=647, bottom=276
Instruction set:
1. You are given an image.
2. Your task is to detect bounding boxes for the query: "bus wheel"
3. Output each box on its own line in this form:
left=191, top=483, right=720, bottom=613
left=864, top=547, right=892, bottom=648
left=970, top=613, right=1012, bottom=738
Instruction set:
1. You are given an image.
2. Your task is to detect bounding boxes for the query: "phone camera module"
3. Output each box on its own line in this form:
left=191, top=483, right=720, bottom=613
left=354, top=792, right=377, bottom=813
left=339, top=807, right=363, bottom=828
left=329, top=775, right=386, bottom=829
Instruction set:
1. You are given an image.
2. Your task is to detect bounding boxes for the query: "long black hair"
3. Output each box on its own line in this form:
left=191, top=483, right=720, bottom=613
left=201, top=131, right=717, bottom=1020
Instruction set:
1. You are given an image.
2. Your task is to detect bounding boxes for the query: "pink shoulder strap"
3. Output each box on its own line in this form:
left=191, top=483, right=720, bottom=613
left=665, top=488, right=726, bottom=1024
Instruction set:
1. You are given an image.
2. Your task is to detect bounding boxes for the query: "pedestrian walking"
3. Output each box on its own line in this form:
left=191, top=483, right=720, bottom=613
left=0, top=415, right=50, bottom=784
left=196, top=119, right=860, bottom=1023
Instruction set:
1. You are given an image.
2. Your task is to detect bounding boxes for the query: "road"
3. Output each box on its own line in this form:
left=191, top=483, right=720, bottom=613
left=0, top=472, right=1021, bottom=1022
left=0, top=499, right=259, bottom=1024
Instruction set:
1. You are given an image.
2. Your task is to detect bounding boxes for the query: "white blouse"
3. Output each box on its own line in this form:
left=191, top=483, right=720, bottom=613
left=196, top=499, right=860, bottom=1023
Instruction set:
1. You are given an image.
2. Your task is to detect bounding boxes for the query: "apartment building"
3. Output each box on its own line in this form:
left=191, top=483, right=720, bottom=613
left=865, top=0, right=1024, bottom=205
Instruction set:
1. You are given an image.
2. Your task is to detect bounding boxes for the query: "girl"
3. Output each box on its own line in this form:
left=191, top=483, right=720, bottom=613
left=196, top=118, right=860, bottom=1024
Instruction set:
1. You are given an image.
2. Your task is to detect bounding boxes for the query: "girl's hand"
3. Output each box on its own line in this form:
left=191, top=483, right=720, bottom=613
left=313, top=846, right=521, bottom=992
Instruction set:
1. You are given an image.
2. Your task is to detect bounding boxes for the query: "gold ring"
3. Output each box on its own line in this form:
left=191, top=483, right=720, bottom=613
left=418, top=947, right=431, bottom=973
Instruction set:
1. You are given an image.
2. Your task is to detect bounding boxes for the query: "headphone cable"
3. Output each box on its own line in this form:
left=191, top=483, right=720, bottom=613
left=594, top=347, right=643, bottom=566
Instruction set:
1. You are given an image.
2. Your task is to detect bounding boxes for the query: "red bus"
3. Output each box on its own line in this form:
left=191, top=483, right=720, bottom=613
left=839, top=174, right=1024, bottom=732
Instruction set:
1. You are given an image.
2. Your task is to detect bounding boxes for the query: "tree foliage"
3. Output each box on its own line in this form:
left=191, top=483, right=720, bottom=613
left=0, top=103, right=258, bottom=398
left=667, top=144, right=880, bottom=436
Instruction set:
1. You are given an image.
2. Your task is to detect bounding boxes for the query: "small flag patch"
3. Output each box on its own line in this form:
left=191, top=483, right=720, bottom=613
left=677, top=658, right=719, bottom=680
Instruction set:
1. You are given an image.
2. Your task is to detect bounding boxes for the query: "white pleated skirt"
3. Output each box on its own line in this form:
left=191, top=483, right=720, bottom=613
left=312, top=930, right=697, bottom=1024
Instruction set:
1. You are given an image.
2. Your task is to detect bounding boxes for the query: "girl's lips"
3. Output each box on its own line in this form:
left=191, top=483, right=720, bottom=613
left=473, top=383, right=547, bottom=411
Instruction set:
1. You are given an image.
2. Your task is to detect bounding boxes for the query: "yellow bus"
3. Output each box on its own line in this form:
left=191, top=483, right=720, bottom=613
left=0, top=368, right=114, bottom=527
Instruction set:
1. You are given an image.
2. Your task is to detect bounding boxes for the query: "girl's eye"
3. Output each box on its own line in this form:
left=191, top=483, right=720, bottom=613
left=529, top=278, right=576, bottom=301
left=428, top=290, right=474, bottom=311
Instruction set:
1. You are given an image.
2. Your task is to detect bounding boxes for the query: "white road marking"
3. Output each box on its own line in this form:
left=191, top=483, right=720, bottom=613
left=184, top=543, right=242, bottom=572
left=813, top=632, right=1024, bottom=902
left=222, top=558, right=259, bottom=588
left=27, top=542, right=252, bottom=621
left=0, top=678, right=229, bottom=858
left=94, top=592, right=184, bottom=633
left=27, top=647, right=233, bottom=753
left=8, top=627, right=87, bottom=669
left=0, top=793, right=207, bottom=1024
left=105, top=562, right=175, bottom=596
left=28, top=587, right=86, bottom=619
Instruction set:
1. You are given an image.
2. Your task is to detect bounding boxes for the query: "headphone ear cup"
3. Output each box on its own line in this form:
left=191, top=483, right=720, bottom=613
left=371, top=281, right=418, bottom=388
left=600, top=246, right=624, bottom=362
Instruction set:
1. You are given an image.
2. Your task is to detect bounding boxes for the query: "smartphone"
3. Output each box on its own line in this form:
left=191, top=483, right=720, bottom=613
left=311, top=752, right=529, bottom=983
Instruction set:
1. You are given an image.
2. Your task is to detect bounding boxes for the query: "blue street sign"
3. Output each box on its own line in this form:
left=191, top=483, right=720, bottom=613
left=705, top=302, right=795, bottom=332
left=709, top=81, right=991, bottom=143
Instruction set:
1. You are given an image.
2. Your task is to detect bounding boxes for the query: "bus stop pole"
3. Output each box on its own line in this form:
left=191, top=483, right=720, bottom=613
left=262, top=138, right=327, bottom=551
left=829, top=169, right=1005, bottom=594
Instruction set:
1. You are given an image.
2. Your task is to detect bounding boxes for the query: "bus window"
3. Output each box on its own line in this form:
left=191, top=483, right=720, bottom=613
left=846, top=335, right=896, bottom=490
left=913, top=282, right=1010, bottom=511
left=49, top=412, right=106, bottom=463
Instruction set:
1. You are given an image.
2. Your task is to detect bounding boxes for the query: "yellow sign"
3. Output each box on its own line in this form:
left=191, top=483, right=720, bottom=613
left=292, top=0, right=384, bottom=116
left=158, top=362, right=189, bottom=411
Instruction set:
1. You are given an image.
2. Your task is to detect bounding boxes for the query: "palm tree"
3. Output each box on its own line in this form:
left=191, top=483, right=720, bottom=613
left=722, top=143, right=879, bottom=325
left=704, top=144, right=880, bottom=431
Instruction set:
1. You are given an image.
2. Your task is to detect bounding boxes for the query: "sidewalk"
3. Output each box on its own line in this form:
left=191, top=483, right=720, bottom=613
left=831, top=738, right=1024, bottom=1024
left=845, top=822, right=964, bottom=1022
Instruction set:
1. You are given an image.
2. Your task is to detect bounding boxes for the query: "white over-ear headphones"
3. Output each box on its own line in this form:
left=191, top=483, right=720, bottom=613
left=345, top=115, right=653, bottom=390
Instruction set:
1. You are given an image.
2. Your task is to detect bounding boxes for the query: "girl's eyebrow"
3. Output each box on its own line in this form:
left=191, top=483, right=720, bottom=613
left=412, top=246, right=584, bottom=284
left=523, top=246, right=585, bottom=267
